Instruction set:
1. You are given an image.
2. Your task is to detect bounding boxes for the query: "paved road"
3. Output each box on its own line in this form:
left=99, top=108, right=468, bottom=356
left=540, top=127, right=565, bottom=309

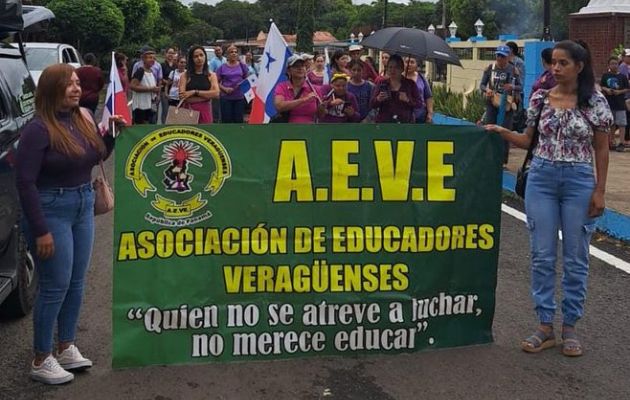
left=1, top=159, right=629, bottom=400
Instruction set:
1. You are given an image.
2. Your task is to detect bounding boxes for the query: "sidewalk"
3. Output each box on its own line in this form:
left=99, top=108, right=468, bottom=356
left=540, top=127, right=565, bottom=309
left=505, top=147, right=629, bottom=215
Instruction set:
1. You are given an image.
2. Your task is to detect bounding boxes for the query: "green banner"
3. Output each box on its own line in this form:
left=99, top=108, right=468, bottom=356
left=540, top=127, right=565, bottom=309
left=113, top=124, right=503, bottom=368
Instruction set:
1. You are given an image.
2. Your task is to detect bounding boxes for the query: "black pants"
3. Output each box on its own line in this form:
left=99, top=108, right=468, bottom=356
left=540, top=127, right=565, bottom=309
left=133, top=109, right=155, bottom=125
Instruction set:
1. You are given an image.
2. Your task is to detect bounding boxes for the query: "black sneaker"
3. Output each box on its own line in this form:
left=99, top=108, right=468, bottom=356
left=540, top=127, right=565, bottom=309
left=616, top=143, right=625, bottom=152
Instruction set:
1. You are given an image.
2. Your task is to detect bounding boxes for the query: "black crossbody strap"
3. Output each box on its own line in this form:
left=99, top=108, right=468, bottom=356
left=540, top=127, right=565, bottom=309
left=520, top=92, right=547, bottom=169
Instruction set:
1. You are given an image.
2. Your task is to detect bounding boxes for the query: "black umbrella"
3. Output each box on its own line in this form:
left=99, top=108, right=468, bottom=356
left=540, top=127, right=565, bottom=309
left=360, top=27, right=462, bottom=67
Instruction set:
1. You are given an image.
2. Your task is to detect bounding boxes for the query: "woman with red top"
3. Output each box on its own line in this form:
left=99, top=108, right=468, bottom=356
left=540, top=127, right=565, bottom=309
left=330, top=50, right=350, bottom=75
left=273, top=54, right=321, bottom=123
left=179, top=46, right=220, bottom=124
left=370, top=54, right=421, bottom=123
left=75, top=53, right=104, bottom=114
left=307, top=53, right=326, bottom=86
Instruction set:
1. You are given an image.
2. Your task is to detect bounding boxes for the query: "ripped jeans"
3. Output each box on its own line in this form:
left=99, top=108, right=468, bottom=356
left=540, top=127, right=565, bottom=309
left=524, top=157, right=597, bottom=326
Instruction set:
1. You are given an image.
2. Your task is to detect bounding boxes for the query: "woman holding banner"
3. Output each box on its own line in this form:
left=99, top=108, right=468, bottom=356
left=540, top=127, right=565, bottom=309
left=273, top=54, right=321, bottom=123
left=485, top=41, right=612, bottom=357
left=179, top=46, right=220, bottom=124
left=16, top=64, right=124, bottom=384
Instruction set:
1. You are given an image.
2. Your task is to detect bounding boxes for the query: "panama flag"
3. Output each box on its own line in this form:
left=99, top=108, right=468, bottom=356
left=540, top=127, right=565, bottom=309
left=239, top=74, right=258, bottom=103
left=248, top=23, right=292, bottom=124
left=323, top=47, right=332, bottom=85
left=99, top=51, right=131, bottom=135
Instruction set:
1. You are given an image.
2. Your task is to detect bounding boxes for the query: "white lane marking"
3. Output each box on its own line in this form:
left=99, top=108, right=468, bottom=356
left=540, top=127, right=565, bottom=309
left=501, top=203, right=630, bottom=274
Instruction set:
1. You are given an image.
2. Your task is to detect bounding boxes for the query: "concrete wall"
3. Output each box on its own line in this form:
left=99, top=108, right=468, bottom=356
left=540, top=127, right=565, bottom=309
left=426, top=39, right=537, bottom=96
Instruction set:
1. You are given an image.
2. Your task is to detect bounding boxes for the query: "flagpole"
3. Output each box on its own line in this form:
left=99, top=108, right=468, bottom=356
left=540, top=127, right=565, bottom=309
left=110, top=51, right=117, bottom=138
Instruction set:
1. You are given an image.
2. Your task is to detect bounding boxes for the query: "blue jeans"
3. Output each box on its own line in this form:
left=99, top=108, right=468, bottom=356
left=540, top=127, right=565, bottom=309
left=220, top=98, right=245, bottom=123
left=524, top=157, right=597, bottom=326
left=23, top=183, right=95, bottom=354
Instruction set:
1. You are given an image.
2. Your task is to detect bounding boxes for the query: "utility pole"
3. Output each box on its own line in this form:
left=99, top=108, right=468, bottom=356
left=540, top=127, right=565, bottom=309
left=382, top=0, right=388, bottom=28
left=542, top=0, right=552, bottom=41
left=441, top=0, right=446, bottom=29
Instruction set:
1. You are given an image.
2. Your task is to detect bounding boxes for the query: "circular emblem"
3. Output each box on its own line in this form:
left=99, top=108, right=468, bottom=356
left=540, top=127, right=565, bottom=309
left=125, top=126, right=232, bottom=227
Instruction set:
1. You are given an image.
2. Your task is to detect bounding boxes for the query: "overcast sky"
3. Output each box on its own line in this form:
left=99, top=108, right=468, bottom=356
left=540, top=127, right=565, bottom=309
left=180, top=0, right=438, bottom=5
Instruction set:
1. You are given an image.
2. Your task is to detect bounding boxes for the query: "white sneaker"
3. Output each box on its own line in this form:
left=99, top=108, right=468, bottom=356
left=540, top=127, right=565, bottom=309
left=30, top=355, right=74, bottom=385
left=56, top=345, right=93, bottom=370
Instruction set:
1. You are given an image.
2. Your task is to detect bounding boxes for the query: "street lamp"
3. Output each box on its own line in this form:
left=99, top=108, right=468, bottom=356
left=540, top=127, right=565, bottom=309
left=474, top=19, right=484, bottom=38
left=358, top=32, right=364, bottom=42
left=427, top=24, right=436, bottom=34
left=448, top=21, right=458, bottom=39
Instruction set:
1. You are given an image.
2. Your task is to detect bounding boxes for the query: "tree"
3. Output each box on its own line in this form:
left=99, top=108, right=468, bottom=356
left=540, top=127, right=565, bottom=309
left=112, top=0, right=160, bottom=45
left=296, top=0, right=314, bottom=52
left=258, top=0, right=299, bottom=34
left=529, top=0, right=589, bottom=40
left=316, top=0, right=359, bottom=40
left=46, top=0, right=124, bottom=56
left=173, top=20, right=223, bottom=50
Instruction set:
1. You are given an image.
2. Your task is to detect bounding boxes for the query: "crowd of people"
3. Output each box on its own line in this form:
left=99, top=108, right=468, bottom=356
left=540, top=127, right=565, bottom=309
left=72, top=44, right=434, bottom=126
left=15, top=36, right=623, bottom=386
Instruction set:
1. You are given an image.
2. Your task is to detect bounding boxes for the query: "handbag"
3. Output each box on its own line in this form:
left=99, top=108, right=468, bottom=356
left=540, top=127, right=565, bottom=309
left=165, top=100, right=200, bottom=125
left=514, top=95, right=546, bottom=198
left=270, top=86, right=304, bottom=123
left=93, top=161, right=114, bottom=215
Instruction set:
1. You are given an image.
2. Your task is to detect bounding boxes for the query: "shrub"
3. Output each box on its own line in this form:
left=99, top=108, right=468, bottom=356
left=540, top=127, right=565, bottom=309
left=433, top=85, right=485, bottom=123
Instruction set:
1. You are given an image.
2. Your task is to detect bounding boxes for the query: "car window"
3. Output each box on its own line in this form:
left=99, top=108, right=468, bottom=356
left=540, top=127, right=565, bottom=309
left=24, top=47, right=57, bottom=70
left=0, top=58, right=36, bottom=117
left=62, top=48, right=71, bottom=64
left=68, top=49, right=79, bottom=64
left=0, top=94, right=7, bottom=121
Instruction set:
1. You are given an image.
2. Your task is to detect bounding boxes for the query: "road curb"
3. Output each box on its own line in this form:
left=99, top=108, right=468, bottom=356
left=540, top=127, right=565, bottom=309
left=502, top=171, right=630, bottom=242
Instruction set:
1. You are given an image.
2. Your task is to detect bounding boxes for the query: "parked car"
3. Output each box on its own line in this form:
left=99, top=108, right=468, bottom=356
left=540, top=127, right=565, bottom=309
left=0, top=0, right=39, bottom=317
left=21, top=42, right=82, bottom=85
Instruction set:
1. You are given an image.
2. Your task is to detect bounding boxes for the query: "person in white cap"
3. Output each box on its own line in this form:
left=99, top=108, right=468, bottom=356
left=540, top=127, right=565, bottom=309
left=348, top=44, right=378, bottom=82
left=273, top=54, right=321, bottom=123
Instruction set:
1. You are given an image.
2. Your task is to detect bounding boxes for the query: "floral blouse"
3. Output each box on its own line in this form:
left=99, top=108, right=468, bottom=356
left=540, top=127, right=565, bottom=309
left=527, top=89, right=613, bottom=163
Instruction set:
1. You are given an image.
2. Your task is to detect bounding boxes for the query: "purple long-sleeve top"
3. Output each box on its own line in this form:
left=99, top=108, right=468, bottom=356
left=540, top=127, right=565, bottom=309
left=319, top=86, right=361, bottom=123
left=370, top=77, right=421, bottom=123
left=16, top=111, right=114, bottom=237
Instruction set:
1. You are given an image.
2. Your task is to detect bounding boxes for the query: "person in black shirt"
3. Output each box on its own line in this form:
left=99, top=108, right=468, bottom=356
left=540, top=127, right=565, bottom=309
left=600, top=56, right=630, bottom=151
left=160, top=47, right=177, bottom=123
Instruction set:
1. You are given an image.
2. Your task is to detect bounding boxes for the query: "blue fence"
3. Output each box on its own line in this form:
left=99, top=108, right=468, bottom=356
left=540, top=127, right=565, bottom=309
left=434, top=114, right=630, bottom=242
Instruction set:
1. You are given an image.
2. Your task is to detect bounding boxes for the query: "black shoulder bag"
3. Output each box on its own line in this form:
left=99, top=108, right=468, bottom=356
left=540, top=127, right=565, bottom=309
left=514, top=95, right=545, bottom=198
left=271, top=87, right=304, bottom=123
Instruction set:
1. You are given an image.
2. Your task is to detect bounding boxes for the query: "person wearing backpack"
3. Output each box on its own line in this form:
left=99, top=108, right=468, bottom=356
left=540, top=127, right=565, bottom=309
left=479, top=45, right=522, bottom=165
left=216, top=45, right=249, bottom=123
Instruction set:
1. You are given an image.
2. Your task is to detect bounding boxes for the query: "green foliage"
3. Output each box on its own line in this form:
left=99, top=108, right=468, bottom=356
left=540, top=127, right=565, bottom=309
left=46, top=0, right=124, bottom=56
left=112, top=0, right=160, bottom=45
left=258, top=0, right=299, bottom=33
left=611, top=44, right=625, bottom=58
left=433, top=85, right=485, bottom=123
left=196, top=0, right=266, bottom=40
left=296, top=0, right=315, bottom=53
left=528, top=0, right=589, bottom=40
left=173, top=20, right=223, bottom=51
